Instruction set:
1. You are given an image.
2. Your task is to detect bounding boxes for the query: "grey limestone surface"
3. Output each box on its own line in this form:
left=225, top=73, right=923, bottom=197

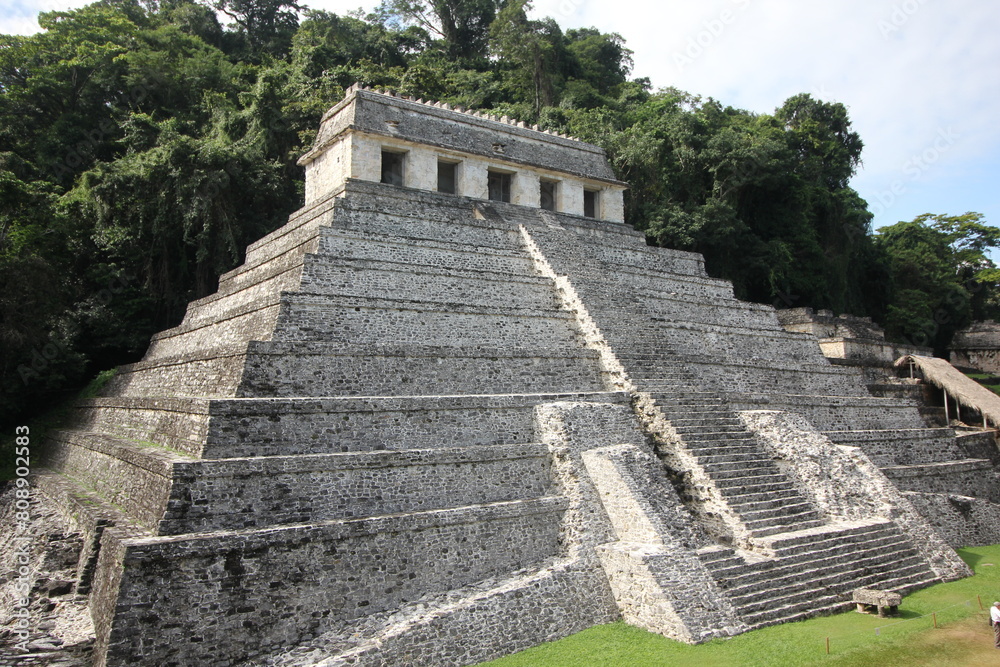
left=7, top=89, right=998, bottom=667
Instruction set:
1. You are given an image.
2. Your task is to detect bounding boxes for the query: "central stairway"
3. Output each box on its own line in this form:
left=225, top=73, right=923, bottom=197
left=622, top=356, right=825, bottom=539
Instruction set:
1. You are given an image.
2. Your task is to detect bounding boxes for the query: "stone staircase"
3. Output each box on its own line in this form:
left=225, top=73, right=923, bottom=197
left=515, top=206, right=963, bottom=628
left=697, top=520, right=938, bottom=629
left=625, top=359, right=825, bottom=539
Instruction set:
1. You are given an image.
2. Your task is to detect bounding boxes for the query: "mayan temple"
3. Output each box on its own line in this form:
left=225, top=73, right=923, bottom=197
left=14, top=85, right=1000, bottom=666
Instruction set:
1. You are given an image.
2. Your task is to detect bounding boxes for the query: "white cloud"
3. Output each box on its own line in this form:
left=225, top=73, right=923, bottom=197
left=539, top=0, right=1000, bottom=227
left=0, top=0, right=93, bottom=35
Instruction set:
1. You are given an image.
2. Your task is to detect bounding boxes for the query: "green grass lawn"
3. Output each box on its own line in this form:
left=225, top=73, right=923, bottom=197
left=480, top=545, right=1000, bottom=667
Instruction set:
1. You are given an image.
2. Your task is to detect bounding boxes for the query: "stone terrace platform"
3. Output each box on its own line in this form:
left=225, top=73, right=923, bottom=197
left=21, top=87, right=978, bottom=667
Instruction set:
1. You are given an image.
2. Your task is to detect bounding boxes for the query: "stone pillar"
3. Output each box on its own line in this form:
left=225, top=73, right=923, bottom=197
left=559, top=180, right=585, bottom=216
left=513, top=170, right=541, bottom=208
left=459, top=158, right=489, bottom=200
left=349, top=133, right=381, bottom=183
left=603, top=187, right=626, bottom=223
left=406, top=145, right=437, bottom=192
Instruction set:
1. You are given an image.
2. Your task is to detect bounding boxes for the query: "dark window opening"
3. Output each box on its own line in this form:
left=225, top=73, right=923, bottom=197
left=488, top=171, right=512, bottom=203
left=438, top=160, right=457, bottom=194
left=381, top=151, right=405, bottom=186
left=540, top=181, right=557, bottom=211
left=583, top=189, right=599, bottom=218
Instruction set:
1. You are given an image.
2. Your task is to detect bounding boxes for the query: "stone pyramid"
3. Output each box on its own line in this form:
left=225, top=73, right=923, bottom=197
left=28, top=85, right=980, bottom=666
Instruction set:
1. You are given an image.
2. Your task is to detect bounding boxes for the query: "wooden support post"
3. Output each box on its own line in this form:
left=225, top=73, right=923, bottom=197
left=944, top=388, right=950, bottom=423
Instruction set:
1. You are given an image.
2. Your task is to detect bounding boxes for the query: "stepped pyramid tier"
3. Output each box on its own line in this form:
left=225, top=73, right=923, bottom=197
left=8, top=85, right=979, bottom=666
left=775, top=310, right=1000, bottom=547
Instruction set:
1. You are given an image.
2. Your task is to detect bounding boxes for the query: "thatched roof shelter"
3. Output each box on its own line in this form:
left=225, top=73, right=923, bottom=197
left=895, top=354, right=1000, bottom=428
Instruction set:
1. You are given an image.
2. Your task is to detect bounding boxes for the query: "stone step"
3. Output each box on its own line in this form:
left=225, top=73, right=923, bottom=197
left=763, top=523, right=901, bottom=554
left=664, top=408, right=739, bottom=419
left=270, top=292, right=580, bottom=348
left=100, top=342, right=251, bottom=399
left=263, top=554, right=616, bottom=667
left=197, top=391, right=628, bottom=459
left=650, top=399, right=729, bottom=412
left=720, top=543, right=930, bottom=595
left=695, top=450, right=774, bottom=466
left=719, top=490, right=804, bottom=512
left=298, top=255, right=560, bottom=310
left=316, top=228, right=537, bottom=277
left=580, top=276, right=735, bottom=306
left=44, top=429, right=185, bottom=530
left=713, top=476, right=798, bottom=495
left=745, top=515, right=825, bottom=538
left=738, top=502, right=818, bottom=523
left=701, top=463, right=781, bottom=481
left=695, top=545, right=739, bottom=565
left=733, top=560, right=934, bottom=617
left=684, top=437, right=761, bottom=452
left=144, top=300, right=281, bottom=362
left=185, top=278, right=292, bottom=329
left=673, top=425, right=749, bottom=438
left=330, top=188, right=528, bottom=253
left=741, top=593, right=849, bottom=628
left=683, top=434, right=760, bottom=447
left=568, top=240, right=707, bottom=278
left=92, top=495, right=570, bottom=666
left=159, top=443, right=554, bottom=535
left=709, top=528, right=923, bottom=578
left=698, top=453, right=777, bottom=469
left=218, top=236, right=313, bottom=297
left=668, top=416, right=743, bottom=429
left=70, top=396, right=212, bottom=459
left=240, top=192, right=338, bottom=265
left=238, top=342, right=608, bottom=398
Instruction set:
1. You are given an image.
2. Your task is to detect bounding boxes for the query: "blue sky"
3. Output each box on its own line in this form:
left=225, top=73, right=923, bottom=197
left=3, top=0, right=999, bottom=238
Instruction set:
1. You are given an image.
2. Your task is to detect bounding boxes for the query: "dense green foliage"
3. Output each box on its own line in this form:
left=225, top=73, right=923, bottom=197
left=875, top=213, right=1000, bottom=354
left=1, top=0, right=998, bottom=429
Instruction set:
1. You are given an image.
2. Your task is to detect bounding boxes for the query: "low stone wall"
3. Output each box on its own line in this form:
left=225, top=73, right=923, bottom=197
left=202, top=392, right=626, bottom=458
left=159, top=444, right=552, bottom=534
left=903, top=492, right=1000, bottom=547
left=237, top=343, right=607, bottom=398
left=92, top=498, right=566, bottom=667
left=294, top=556, right=618, bottom=667
left=882, top=460, right=1000, bottom=502
left=271, top=294, right=582, bottom=348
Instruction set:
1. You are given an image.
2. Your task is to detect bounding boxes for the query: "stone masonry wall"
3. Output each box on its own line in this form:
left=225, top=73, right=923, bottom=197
left=158, top=444, right=552, bottom=534
left=92, top=499, right=566, bottom=667
left=903, top=492, right=1000, bottom=547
